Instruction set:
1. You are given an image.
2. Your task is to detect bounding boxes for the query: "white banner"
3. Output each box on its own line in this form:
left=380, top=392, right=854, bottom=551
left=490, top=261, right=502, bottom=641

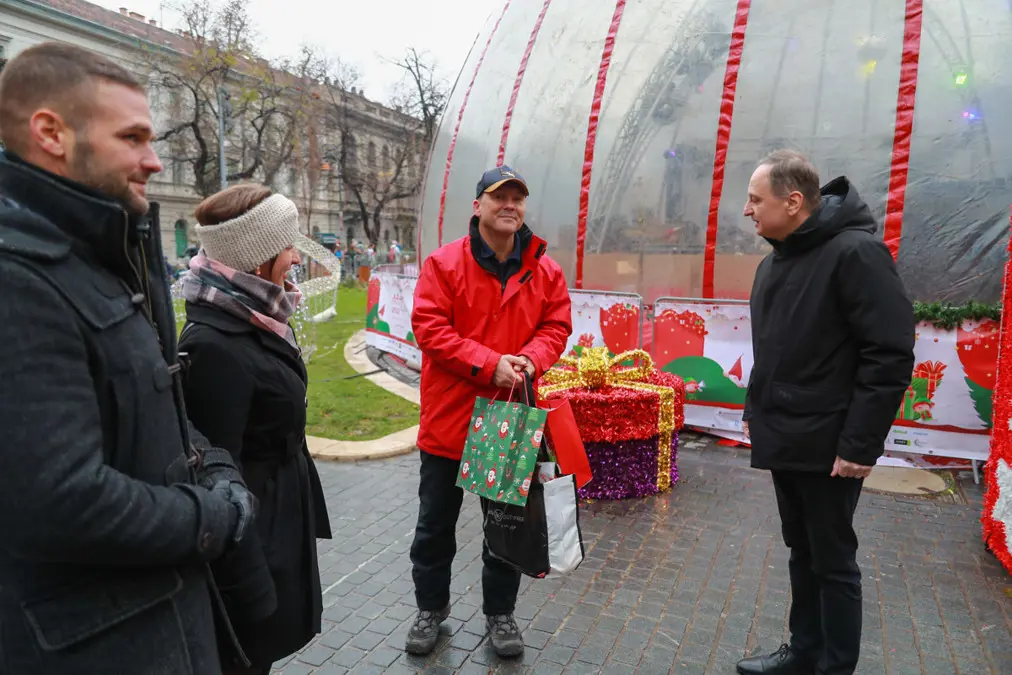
left=365, top=272, right=422, bottom=367
left=652, top=298, right=994, bottom=462
left=565, top=290, right=643, bottom=357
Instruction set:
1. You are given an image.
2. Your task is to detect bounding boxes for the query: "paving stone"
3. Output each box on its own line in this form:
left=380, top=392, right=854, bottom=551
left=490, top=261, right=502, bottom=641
left=290, top=434, right=1010, bottom=675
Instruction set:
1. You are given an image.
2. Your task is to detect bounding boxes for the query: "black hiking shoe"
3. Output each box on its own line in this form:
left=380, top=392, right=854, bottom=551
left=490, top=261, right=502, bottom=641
left=404, top=605, right=450, bottom=655
left=486, top=613, right=524, bottom=657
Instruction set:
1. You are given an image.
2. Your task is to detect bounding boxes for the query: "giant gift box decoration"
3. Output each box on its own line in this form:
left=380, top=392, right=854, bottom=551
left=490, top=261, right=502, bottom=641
left=539, top=348, right=685, bottom=500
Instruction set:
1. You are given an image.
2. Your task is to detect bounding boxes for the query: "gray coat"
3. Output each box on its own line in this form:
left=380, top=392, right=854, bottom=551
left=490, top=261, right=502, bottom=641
left=0, top=154, right=242, bottom=675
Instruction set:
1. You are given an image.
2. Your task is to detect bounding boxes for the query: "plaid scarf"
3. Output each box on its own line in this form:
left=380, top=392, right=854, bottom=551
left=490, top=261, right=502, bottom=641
left=181, top=251, right=302, bottom=350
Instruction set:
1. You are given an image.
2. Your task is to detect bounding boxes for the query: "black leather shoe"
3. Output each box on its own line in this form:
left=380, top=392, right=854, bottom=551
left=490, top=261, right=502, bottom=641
left=736, top=644, right=814, bottom=674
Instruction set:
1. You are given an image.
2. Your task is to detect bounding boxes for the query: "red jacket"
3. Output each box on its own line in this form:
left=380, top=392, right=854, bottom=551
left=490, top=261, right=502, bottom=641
left=412, top=221, right=572, bottom=460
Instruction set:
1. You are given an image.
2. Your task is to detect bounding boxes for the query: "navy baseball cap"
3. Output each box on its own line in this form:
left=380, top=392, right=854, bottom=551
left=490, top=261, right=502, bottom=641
left=476, top=165, right=529, bottom=199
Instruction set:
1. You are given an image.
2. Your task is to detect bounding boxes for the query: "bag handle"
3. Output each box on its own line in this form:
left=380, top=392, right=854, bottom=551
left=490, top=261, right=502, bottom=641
left=521, top=371, right=537, bottom=407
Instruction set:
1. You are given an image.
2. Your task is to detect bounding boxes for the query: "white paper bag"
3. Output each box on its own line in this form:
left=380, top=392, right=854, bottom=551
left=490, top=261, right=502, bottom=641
left=543, top=474, right=584, bottom=574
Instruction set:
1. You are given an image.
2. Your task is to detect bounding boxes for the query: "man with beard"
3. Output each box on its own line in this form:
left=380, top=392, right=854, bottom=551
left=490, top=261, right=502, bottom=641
left=406, top=166, right=572, bottom=658
left=736, top=150, right=914, bottom=675
left=0, top=42, right=259, bottom=674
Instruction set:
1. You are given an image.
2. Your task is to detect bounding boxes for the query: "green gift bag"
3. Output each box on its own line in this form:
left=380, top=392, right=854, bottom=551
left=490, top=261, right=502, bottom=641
left=456, top=383, right=548, bottom=506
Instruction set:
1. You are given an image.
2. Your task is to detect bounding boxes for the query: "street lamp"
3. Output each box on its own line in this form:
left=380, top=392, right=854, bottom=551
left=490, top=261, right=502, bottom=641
left=216, top=87, right=232, bottom=190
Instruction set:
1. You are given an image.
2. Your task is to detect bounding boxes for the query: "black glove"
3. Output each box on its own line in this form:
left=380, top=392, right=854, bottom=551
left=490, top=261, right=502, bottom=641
left=195, top=446, right=246, bottom=490
left=210, top=479, right=258, bottom=546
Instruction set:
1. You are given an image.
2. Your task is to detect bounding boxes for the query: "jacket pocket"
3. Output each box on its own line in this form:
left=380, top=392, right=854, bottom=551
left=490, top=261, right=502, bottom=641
left=768, top=382, right=850, bottom=415
left=21, top=571, right=193, bottom=674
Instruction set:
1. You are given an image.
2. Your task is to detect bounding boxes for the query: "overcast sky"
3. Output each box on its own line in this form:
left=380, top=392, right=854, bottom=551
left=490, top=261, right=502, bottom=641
left=92, top=0, right=495, bottom=103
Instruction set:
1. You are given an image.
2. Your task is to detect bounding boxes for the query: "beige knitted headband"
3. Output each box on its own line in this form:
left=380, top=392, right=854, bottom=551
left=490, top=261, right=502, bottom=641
left=194, top=193, right=301, bottom=273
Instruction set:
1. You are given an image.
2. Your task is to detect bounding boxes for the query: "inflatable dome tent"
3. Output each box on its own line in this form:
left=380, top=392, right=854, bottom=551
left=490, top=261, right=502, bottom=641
left=417, top=0, right=1012, bottom=304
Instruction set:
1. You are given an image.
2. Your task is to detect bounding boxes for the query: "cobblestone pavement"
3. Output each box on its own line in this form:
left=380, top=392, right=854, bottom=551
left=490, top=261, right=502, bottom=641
left=273, top=433, right=1012, bottom=674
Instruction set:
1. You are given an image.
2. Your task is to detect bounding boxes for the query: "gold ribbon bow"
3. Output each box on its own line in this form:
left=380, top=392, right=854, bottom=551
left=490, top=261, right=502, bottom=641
left=541, top=347, right=653, bottom=391
left=540, top=346, right=676, bottom=491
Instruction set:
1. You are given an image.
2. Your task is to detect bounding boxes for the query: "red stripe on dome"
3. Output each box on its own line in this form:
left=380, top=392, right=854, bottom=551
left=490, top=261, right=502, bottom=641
left=436, top=1, right=513, bottom=247
left=701, top=0, right=752, bottom=299
left=498, top=0, right=553, bottom=165
left=575, top=0, right=627, bottom=290
left=883, top=0, right=924, bottom=260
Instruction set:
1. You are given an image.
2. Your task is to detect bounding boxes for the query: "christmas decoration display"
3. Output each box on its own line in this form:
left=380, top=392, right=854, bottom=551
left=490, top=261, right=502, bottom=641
left=982, top=232, right=1012, bottom=575
left=540, top=347, right=685, bottom=500
left=914, top=301, right=1001, bottom=330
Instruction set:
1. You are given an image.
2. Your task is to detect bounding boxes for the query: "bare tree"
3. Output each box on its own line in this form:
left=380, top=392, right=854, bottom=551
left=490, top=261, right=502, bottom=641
left=306, top=49, right=447, bottom=249
left=145, top=0, right=305, bottom=197
left=389, top=47, right=448, bottom=147
left=288, top=46, right=327, bottom=234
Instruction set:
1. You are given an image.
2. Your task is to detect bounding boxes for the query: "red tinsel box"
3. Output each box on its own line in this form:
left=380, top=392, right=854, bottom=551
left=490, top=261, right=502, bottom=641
left=540, top=371, right=685, bottom=444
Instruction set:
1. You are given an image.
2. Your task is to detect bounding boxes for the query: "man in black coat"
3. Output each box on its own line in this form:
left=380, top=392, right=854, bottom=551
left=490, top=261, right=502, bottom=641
left=735, top=151, right=915, bottom=675
left=0, top=43, right=259, bottom=674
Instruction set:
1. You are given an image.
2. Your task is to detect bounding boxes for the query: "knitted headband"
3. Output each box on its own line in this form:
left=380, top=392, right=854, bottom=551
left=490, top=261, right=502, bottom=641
left=194, top=193, right=300, bottom=273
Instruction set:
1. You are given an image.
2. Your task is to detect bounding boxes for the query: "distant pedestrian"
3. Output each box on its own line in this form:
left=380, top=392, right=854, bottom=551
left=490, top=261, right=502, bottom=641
left=407, top=165, right=572, bottom=657
left=736, top=150, right=914, bottom=675
left=179, top=184, right=333, bottom=675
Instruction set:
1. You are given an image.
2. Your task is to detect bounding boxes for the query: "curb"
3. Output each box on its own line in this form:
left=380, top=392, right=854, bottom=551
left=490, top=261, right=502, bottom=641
left=307, top=331, right=420, bottom=462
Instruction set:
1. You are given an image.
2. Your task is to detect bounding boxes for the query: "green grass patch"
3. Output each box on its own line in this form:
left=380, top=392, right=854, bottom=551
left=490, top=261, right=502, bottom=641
left=304, top=287, right=420, bottom=441
left=175, top=287, right=419, bottom=441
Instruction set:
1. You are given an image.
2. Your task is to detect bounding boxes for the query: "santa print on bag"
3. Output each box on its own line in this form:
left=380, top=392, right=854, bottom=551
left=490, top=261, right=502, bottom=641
left=532, top=429, right=543, bottom=447
left=519, top=476, right=531, bottom=497
left=498, top=420, right=510, bottom=439
left=486, top=468, right=497, bottom=488
left=461, top=460, right=471, bottom=480
left=473, top=415, right=484, bottom=432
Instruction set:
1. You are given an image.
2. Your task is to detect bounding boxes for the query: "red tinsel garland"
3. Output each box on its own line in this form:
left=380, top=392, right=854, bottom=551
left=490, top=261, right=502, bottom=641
left=542, top=371, right=685, bottom=443
left=981, top=212, right=1012, bottom=574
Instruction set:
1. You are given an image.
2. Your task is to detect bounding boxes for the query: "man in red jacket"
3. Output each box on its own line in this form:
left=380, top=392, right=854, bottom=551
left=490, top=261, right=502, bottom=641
left=406, top=166, right=572, bottom=657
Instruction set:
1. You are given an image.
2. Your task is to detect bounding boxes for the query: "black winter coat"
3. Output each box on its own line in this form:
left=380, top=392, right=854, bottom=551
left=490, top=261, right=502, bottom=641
left=0, top=154, right=244, bottom=674
left=744, top=177, right=916, bottom=472
left=179, top=303, right=332, bottom=668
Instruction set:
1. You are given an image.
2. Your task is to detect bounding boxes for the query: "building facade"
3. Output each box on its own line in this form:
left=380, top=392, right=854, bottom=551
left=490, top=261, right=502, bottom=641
left=0, top=0, right=423, bottom=261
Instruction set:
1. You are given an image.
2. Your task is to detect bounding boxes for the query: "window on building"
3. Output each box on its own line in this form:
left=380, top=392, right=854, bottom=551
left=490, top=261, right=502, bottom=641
left=367, top=142, right=376, bottom=167
left=383, top=229, right=390, bottom=244
left=0, top=38, right=9, bottom=61
left=288, top=167, right=298, bottom=192
left=172, top=160, right=185, bottom=185
left=381, top=145, right=390, bottom=172
left=345, top=135, right=358, bottom=167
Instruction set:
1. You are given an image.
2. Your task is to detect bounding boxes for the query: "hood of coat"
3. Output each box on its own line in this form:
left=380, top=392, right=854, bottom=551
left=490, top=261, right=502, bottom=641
left=768, top=176, right=877, bottom=258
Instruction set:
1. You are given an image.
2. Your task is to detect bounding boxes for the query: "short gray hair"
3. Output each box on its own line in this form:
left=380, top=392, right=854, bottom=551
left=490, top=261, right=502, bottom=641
left=759, top=150, right=821, bottom=210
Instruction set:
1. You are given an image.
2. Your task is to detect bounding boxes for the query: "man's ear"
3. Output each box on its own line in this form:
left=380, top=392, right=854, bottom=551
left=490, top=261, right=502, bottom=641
left=28, top=108, right=71, bottom=160
left=785, top=191, right=804, bottom=216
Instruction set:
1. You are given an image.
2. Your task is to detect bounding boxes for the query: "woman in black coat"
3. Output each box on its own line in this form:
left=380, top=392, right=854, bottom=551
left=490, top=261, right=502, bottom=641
left=177, top=183, right=332, bottom=675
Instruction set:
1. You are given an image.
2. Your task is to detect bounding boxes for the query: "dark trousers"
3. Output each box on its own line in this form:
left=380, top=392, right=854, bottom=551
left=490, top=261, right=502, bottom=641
left=410, top=452, right=522, bottom=615
left=772, top=470, right=864, bottom=675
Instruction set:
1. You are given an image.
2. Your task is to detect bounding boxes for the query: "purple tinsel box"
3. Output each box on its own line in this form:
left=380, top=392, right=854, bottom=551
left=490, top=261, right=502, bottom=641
left=543, top=373, right=684, bottom=500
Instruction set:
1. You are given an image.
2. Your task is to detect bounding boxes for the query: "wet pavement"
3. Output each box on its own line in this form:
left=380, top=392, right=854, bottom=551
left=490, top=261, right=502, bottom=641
left=273, top=432, right=1012, bottom=674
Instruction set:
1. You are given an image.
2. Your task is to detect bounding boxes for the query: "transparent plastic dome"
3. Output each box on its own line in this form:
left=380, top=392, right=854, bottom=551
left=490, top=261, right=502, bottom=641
left=418, top=0, right=1012, bottom=303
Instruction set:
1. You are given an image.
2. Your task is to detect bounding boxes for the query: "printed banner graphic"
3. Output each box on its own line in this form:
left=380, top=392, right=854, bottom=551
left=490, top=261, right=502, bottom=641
left=365, top=272, right=422, bottom=364
left=566, top=291, right=643, bottom=358
left=651, top=299, right=994, bottom=461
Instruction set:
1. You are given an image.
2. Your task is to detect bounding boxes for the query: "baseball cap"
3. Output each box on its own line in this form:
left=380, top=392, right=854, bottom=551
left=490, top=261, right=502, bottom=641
left=476, top=165, right=529, bottom=199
